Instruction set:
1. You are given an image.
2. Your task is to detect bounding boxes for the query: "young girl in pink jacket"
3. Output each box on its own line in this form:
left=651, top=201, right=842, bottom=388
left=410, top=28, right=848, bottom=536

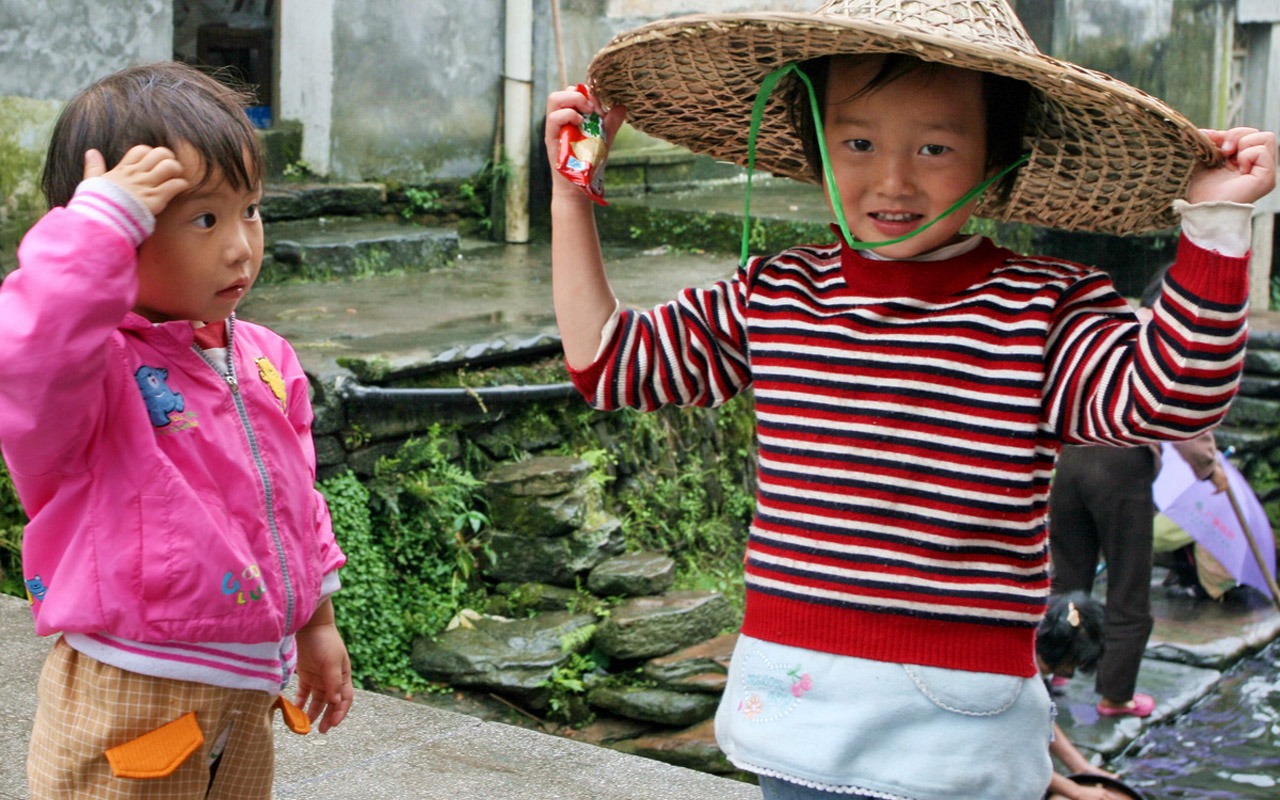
left=0, top=61, right=352, bottom=799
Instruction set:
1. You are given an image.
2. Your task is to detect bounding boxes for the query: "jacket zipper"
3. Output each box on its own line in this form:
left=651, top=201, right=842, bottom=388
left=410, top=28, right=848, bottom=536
left=193, top=315, right=297, bottom=648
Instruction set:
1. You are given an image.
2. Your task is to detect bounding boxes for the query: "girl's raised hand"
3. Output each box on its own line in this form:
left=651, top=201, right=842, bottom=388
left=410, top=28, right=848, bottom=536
left=82, top=144, right=190, bottom=217
left=1187, top=127, right=1277, bottom=205
left=544, top=86, right=626, bottom=196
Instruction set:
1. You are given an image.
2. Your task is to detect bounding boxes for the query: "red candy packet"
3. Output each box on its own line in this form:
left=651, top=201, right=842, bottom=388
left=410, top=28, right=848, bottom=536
left=556, top=84, right=610, bottom=206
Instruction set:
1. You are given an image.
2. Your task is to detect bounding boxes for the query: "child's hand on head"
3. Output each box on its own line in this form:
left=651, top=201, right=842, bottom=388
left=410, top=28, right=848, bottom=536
left=83, top=144, right=190, bottom=218
left=544, top=86, right=626, bottom=195
left=1187, top=127, right=1277, bottom=205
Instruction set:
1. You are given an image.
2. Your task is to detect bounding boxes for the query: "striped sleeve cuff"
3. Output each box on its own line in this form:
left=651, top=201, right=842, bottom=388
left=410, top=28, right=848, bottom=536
left=68, top=177, right=155, bottom=247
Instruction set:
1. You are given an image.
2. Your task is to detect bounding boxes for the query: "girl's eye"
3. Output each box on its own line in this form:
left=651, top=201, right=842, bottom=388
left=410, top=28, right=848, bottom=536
left=848, top=139, right=873, bottom=153
left=194, top=213, right=216, bottom=229
left=244, top=203, right=261, bottom=221
left=920, top=144, right=949, bottom=156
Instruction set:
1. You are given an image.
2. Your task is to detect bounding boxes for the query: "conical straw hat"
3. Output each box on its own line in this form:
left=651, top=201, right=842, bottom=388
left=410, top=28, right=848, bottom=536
left=587, top=0, right=1219, bottom=235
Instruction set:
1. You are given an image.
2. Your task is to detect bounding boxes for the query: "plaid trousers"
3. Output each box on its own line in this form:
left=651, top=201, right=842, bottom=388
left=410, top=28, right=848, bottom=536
left=28, top=637, right=277, bottom=799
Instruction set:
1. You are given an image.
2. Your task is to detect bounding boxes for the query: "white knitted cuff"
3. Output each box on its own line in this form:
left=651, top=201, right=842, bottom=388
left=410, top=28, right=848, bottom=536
left=68, top=177, right=155, bottom=247
left=1173, top=199, right=1253, bottom=258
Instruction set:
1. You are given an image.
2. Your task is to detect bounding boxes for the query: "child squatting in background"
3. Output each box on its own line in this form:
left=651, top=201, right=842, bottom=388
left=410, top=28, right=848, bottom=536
left=1036, top=592, right=1131, bottom=800
left=546, top=1, right=1276, bottom=798
left=0, top=62, right=352, bottom=798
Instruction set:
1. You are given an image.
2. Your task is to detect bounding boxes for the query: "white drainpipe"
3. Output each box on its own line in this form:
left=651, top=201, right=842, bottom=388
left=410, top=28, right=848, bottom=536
left=503, top=0, right=533, bottom=243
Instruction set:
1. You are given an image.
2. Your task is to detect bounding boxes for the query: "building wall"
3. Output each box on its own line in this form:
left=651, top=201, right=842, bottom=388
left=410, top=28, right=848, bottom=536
left=319, top=0, right=505, bottom=182
left=0, top=0, right=172, bottom=101
left=279, top=0, right=335, bottom=174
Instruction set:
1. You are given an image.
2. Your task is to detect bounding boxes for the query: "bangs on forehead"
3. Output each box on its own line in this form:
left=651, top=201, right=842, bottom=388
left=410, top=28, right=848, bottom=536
left=136, top=90, right=261, bottom=193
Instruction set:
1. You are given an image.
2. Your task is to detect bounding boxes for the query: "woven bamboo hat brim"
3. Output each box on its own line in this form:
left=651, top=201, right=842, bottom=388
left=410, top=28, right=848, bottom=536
left=587, top=0, right=1220, bottom=235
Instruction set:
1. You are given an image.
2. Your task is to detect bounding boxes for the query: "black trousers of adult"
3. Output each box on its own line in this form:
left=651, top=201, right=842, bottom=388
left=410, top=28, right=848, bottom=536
left=1049, top=445, right=1155, bottom=703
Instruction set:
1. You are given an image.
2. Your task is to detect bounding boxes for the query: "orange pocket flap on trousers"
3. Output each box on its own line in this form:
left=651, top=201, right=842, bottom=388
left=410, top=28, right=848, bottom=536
left=273, top=694, right=312, bottom=735
left=105, top=711, right=204, bottom=779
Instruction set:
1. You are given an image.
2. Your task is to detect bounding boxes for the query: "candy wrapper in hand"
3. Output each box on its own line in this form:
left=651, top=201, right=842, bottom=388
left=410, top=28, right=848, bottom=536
left=556, top=84, right=610, bottom=206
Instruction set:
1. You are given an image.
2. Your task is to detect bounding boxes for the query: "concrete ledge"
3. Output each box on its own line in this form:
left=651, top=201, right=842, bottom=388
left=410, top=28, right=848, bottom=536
left=0, top=594, right=760, bottom=800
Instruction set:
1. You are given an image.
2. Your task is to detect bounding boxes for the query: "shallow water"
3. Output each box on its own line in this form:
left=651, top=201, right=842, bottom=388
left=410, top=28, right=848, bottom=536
left=1116, top=640, right=1280, bottom=798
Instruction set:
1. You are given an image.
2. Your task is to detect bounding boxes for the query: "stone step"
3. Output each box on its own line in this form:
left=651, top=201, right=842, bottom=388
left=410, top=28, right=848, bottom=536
left=257, top=121, right=303, bottom=182
left=262, top=181, right=387, bottom=221
left=261, top=216, right=458, bottom=283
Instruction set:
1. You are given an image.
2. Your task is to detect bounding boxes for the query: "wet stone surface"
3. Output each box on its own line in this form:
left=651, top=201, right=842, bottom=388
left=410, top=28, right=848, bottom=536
left=410, top=611, right=598, bottom=708
left=1050, top=568, right=1280, bottom=798
left=237, top=238, right=735, bottom=378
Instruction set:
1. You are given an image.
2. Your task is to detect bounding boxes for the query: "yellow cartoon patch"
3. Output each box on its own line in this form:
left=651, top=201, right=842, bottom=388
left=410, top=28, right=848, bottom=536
left=256, top=357, right=287, bottom=412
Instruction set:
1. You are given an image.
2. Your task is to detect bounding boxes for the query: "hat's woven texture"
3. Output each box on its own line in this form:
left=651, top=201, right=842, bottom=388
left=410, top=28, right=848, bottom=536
left=588, top=0, right=1219, bottom=235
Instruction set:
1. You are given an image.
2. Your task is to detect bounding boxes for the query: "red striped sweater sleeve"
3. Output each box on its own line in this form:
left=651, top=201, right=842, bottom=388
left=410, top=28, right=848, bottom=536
left=1047, top=236, right=1249, bottom=444
left=574, top=261, right=755, bottom=411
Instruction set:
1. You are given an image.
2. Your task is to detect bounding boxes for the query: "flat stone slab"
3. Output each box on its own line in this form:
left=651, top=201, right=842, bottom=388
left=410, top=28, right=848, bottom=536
left=263, top=217, right=458, bottom=281
left=1054, top=569, right=1280, bottom=761
left=1146, top=590, right=1280, bottom=669
left=1051, top=656, right=1222, bottom=759
left=262, top=182, right=386, bottom=221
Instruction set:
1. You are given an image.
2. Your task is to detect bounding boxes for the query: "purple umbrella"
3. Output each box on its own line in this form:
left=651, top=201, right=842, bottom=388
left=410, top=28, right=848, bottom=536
left=1152, top=442, right=1280, bottom=608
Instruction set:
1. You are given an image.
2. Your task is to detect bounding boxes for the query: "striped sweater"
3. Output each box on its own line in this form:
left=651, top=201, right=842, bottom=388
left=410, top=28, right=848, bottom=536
left=571, top=234, right=1249, bottom=677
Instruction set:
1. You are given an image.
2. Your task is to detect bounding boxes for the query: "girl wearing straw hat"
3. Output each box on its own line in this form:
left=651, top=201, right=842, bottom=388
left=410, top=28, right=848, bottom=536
left=545, top=1, right=1275, bottom=797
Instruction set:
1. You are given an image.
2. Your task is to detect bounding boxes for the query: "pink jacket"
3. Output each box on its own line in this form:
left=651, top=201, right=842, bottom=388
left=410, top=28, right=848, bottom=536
left=0, top=202, right=344, bottom=644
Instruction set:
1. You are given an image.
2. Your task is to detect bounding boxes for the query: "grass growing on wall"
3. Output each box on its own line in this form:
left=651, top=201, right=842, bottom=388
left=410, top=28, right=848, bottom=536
left=0, top=468, right=23, bottom=598
left=320, top=426, right=492, bottom=693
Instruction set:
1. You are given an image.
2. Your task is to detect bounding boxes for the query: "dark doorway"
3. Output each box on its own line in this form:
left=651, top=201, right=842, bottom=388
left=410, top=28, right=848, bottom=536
left=174, top=1, right=276, bottom=128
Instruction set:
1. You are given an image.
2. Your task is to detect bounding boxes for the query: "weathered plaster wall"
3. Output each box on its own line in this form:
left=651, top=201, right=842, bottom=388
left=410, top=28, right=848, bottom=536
left=279, top=0, right=335, bottom=175
left=324, top=0, right=504, bottom=182
left=0, top=0, right=172, bottom=101
left=0, top=0, right=171, bottom=270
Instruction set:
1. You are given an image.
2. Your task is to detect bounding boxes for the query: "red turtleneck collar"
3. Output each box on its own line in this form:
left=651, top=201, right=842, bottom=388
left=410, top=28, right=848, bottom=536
left=835, top=226, right=1006, bottom=301
left=192, top=319, right=228, bottom=349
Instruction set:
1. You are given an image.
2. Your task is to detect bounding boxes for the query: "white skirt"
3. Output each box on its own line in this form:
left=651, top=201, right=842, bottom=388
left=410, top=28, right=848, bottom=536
left=715, top=635, right=1054, bottom=800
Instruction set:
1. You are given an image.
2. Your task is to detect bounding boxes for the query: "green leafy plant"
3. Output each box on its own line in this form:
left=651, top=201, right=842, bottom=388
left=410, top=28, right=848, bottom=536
left=320, top=469, right=428, bottom=691
left=0, top=464, right=25, bottom=598
left=401, top=187, right=443, bottom=219
left=321, top=425, right=493, bottom=693
left=366, top=428, right=493, bottom=637
left=281, top=159, right=315, bottom=180
left=538, top=624, right=607, bottom=725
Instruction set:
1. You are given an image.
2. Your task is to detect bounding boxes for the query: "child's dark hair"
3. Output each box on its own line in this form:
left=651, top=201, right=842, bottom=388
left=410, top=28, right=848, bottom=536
left=788, top=54, right=1031, bottom=201
left=40, top=61, right=264, bottom=210
left=1036, top=591, right=1105, bottom=674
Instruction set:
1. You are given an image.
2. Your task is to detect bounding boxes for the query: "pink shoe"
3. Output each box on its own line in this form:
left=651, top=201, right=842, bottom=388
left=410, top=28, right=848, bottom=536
left=1050, top=675, right=1070, bottom=688
left=1096, top=693, right=1155, bottom=718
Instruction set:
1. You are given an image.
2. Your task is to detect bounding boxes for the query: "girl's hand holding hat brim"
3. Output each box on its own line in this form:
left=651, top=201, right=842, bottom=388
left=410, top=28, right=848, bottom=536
left=1187, top=127, right=1277, bottom=205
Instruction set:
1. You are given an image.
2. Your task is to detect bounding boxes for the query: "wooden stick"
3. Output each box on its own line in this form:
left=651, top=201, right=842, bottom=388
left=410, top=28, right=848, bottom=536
left=550, top=0, right=568, bottom=89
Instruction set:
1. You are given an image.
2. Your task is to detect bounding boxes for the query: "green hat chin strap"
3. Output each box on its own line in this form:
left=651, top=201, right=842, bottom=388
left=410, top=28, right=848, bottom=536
left=740, top=63, right=1029, bottom=266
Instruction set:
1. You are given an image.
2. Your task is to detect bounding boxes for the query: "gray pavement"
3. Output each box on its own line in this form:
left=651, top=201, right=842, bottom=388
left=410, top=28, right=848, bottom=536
left=0, top=594, right=761, bottom=800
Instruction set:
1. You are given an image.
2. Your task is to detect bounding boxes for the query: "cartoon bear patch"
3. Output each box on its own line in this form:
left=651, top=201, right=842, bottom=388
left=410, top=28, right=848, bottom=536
left=25, top=575, right=48, bottom=604
left=135, top=366, right=184, bottom=427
